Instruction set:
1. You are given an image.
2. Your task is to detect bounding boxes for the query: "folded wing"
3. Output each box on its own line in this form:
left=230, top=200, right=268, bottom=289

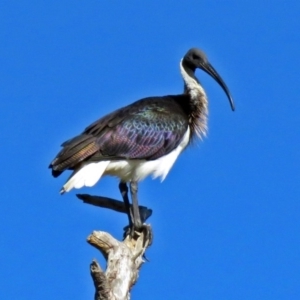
left=49, top=96, right=189, bottom=177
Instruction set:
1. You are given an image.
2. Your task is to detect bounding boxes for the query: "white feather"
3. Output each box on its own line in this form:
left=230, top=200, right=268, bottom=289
left=62, top=161, right=110, bottom=192
left=180, top=59, right=206, bottom=99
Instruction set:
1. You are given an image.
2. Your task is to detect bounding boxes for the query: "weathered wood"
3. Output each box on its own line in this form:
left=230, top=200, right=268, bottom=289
left=90, top=260, right=111, bottom=300
left=87, top=227, right=152, bottom=300
left=76, top=194, right=152, bottom=223
left=78, top=193, right=152, bottom=299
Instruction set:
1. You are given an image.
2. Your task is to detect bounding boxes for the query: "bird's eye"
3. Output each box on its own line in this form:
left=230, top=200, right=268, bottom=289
left=192, top=54, right=199, bottom=60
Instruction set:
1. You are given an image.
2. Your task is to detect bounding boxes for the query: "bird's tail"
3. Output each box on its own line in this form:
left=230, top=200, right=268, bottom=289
left=49, top=134, right=99, bottom=177
left=60, top=161, right=110, bottom=193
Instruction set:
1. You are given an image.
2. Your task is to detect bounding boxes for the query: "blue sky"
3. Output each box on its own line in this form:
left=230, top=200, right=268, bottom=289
left=1, top=1, right=299, bottom=299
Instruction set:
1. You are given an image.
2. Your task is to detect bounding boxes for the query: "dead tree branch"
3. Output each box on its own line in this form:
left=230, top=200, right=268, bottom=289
left=77, top=194, right=152, bottom=300
left=76, top=194, right=152, bottom=223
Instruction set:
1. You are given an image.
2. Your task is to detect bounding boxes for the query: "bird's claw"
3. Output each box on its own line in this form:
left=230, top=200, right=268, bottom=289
left=123, top=223, right=153, bottom=247
left=140, top=224, right=153, bottom=247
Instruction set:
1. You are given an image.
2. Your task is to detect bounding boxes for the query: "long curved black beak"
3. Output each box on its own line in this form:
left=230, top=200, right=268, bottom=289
left=200, top=62, right=235, bottom=111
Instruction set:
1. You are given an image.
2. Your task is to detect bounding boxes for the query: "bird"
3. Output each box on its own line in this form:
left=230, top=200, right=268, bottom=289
left=49, top=48, right=235, bottom=232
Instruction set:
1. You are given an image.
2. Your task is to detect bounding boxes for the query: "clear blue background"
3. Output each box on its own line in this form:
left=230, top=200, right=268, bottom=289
left=0, top=1, right=299, bottom=299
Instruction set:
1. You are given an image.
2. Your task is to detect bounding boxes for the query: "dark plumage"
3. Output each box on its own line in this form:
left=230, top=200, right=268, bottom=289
left=50, top=95, right=191, bottom=177
left=49, top=47, right=234, bottom=231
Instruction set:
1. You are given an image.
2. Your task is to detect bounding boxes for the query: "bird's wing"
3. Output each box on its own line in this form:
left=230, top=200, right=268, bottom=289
left=49, top=96, right=189, bottom=177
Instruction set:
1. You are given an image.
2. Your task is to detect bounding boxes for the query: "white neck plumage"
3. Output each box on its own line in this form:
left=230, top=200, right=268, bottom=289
left=179, top=59, right=208, bottom=139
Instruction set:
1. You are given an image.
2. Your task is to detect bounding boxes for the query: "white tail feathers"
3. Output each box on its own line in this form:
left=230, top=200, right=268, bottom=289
left=61, top=161, right=110, bottom=193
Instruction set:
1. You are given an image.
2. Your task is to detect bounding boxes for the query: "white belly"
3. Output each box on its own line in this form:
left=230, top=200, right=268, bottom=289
left=62, top=127, right=190, bottom=193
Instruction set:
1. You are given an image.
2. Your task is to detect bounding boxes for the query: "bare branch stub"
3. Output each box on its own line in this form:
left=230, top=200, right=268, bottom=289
left=76, top=194, right=152, bottom=223
left=87, top=227, right=152, bottom=300
left=90, top=260, right=111, bottom=300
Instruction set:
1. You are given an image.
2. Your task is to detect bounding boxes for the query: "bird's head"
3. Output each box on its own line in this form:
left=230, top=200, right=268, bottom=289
left=183, top=48, right=235, bottom=111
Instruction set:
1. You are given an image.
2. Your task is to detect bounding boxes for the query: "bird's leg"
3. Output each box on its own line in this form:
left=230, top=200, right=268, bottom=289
left=129, top=181, right=153, bottom=246
left=120, top=181, right=152, bottom=245
left=119, top=181, right=133, bottom=227
left=130, top=181, right=142, bottom=230
left=119, top=181, right=153, bottom=242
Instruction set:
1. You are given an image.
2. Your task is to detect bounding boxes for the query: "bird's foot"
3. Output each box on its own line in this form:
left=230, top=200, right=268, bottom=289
left=123, top=224, right=132, bottom=239
left=123, top=223, right=153, bottom=247
left=140, top=224, right=153, bottom=247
